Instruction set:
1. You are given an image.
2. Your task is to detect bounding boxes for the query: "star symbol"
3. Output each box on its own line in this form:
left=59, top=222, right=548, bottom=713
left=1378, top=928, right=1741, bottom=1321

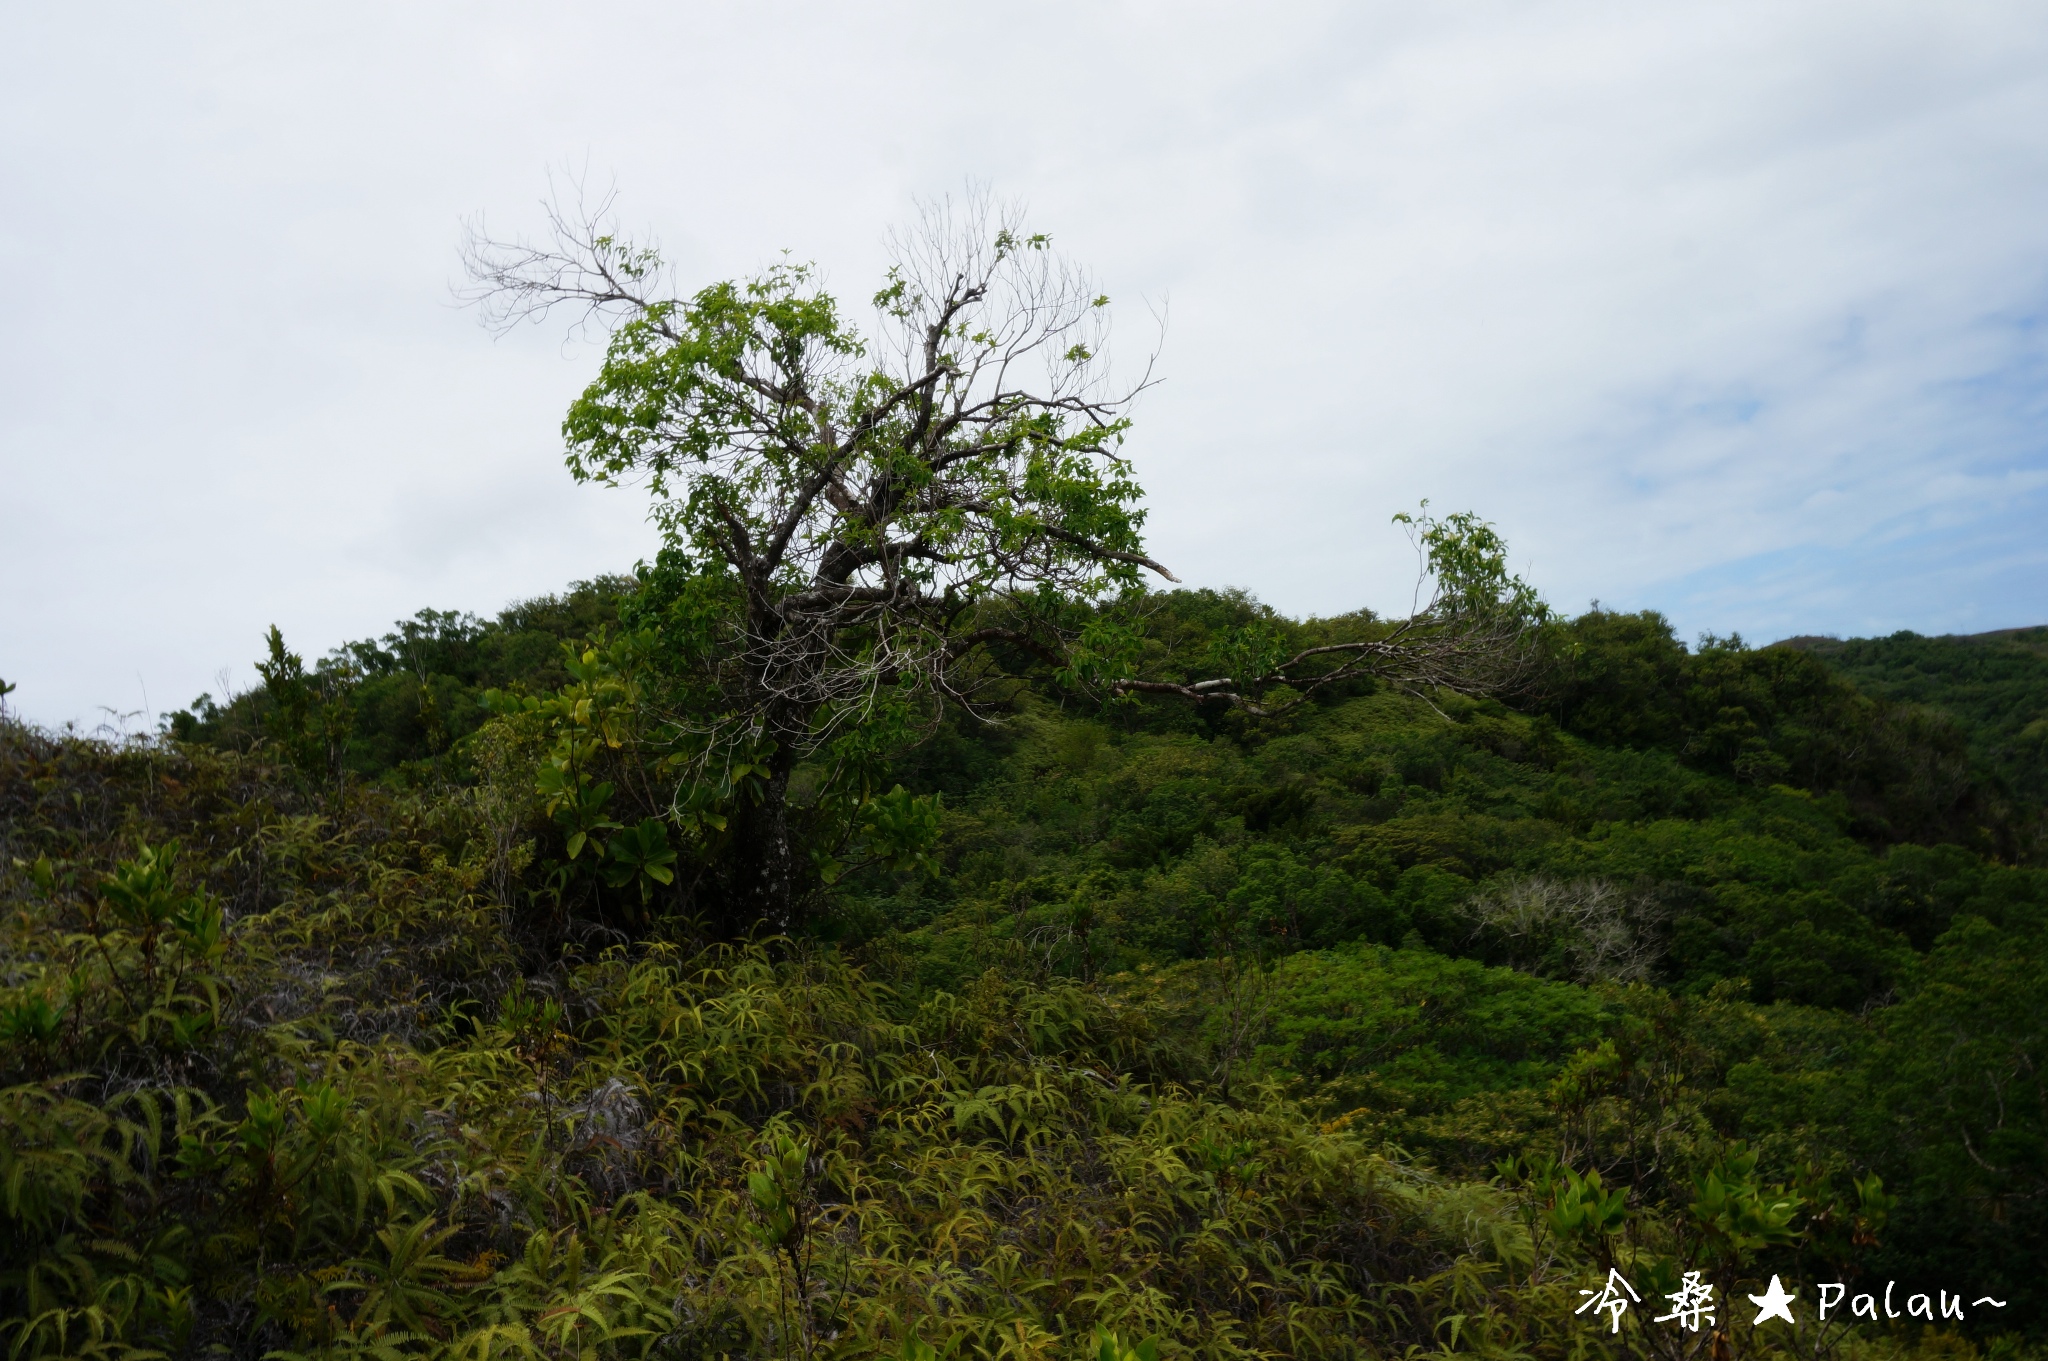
left=1749, top=1275, right=1797, bottom=1326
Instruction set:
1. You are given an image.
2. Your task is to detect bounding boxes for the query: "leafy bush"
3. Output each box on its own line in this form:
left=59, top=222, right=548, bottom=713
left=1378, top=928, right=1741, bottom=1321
left=13, top=581, right=2048, bottom=1355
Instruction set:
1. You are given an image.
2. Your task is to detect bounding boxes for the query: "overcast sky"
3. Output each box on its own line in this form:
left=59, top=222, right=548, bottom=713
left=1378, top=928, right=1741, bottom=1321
left=5, top=2, right=2046, bottom=729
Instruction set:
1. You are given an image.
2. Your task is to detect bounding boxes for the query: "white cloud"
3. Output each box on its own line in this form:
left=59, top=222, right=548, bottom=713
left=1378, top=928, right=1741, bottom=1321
left=3, top=0, right=2046, bottom=723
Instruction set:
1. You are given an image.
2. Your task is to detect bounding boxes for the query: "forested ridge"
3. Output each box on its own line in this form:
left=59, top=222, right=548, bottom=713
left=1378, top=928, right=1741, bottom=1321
left=1781, top=628, right=2048, bottom=808
left=7, top=582, right=2047, bottom=1361
left=8, top=198, right=2048, bottom=1361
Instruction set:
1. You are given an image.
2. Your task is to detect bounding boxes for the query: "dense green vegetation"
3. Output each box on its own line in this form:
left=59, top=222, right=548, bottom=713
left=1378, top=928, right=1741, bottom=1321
left=1785, top=628, right=2048, bottom=808
left=8, top=584, right=2048, bottom=1361
left=167, top=581, right=634, bottom=780
left=11, top=201, right=2048, bottom=1361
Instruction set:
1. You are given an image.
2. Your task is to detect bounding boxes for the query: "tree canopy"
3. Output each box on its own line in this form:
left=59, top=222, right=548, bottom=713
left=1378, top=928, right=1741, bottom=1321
left=460, top=192, right=1543, bottom=932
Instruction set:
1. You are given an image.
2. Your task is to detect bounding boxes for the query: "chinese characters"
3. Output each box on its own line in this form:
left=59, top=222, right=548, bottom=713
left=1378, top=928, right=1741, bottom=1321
left=1573, top=1274, right=2006, bottom=1332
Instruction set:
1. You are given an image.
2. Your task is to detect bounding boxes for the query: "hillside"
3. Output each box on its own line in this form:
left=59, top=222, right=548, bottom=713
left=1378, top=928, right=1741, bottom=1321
left=1782, top=627, right=2048, bottom=805
left=5, top=587, right=2048, bottom=1360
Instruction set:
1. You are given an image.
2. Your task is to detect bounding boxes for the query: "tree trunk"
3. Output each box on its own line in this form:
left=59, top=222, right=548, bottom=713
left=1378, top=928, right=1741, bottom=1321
left=723, top=749, right=799, bottom=936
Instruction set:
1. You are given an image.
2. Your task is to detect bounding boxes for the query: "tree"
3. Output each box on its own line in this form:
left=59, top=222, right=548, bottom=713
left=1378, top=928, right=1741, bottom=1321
left=1106, top=506, right=1546, bottom=717
left=465, top=186, right=1543, bottom=932
left=255, top=625, right=357, bottom=793
left=466, top=188, right=1171, bottom=928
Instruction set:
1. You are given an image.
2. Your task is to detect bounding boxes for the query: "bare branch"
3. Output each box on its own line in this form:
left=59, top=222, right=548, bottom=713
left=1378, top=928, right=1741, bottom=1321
left=457, top=169, right=667, bottom=339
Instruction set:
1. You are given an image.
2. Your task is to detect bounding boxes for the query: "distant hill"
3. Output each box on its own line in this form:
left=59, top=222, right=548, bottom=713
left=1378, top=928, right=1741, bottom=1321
left=1781, top=626, right=2048, bottom=804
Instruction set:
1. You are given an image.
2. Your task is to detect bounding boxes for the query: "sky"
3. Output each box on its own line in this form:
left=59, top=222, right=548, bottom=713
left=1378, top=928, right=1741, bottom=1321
left=4, top=2, right=2046, bottom=729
